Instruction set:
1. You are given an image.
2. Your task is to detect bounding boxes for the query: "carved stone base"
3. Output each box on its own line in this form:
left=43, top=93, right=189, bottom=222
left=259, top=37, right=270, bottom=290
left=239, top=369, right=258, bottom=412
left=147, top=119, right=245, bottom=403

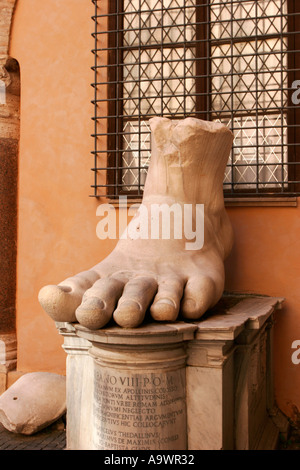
left=57, top=294, right=287, bottom=450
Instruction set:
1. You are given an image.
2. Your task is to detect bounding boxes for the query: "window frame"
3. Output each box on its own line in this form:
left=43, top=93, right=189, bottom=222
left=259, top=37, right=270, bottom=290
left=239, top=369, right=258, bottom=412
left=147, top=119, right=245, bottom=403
left=91, top=0, right=300, bottom=200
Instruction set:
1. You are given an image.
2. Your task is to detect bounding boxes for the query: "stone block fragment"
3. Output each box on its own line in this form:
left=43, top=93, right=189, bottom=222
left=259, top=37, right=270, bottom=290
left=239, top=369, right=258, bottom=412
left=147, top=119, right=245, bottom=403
left=0, top=372, right=66, bottom=434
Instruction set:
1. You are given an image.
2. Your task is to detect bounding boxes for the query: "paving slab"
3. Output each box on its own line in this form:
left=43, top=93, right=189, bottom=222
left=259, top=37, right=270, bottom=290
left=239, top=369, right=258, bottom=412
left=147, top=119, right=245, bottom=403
left=0, top=418, right=66, bottom=450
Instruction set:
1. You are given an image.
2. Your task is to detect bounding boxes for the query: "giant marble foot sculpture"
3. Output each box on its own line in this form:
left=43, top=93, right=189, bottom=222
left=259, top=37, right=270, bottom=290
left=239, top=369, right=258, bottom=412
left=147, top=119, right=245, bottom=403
left=39, top=117, right=234, bottom=329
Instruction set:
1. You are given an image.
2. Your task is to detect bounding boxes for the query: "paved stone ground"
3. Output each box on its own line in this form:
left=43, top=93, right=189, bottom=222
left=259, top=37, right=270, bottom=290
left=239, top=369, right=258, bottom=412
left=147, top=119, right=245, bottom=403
left=0, top=418, right=66, bottom=450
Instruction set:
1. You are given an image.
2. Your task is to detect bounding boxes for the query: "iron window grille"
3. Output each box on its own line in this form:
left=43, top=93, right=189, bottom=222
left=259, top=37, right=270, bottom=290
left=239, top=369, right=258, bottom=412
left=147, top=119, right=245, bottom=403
left=91, top=0, right=300, bottom=199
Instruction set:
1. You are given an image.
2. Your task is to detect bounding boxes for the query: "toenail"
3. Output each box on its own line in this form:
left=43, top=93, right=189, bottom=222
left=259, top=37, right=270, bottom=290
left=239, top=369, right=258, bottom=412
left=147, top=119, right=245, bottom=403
left=58, top=285, right=72, bottom=293
left=82, top=297, right=105, bottom=310
left=118, top=300, right=141, bottom=312
left=93, top=298, right=105, bottom=309
left=155, top=298, right=176, bottom=308
left=182, top=299, right=196, bottom=311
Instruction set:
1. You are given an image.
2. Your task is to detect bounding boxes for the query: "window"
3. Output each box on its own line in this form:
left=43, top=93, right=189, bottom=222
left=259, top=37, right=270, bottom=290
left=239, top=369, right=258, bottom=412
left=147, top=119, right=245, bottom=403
left=92, top=0, right=300, bottom=199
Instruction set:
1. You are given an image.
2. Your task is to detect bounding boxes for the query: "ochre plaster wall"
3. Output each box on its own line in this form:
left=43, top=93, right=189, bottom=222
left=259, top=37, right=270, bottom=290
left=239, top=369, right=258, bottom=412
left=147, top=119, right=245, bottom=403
left=9, top=1, right=300, bottom=420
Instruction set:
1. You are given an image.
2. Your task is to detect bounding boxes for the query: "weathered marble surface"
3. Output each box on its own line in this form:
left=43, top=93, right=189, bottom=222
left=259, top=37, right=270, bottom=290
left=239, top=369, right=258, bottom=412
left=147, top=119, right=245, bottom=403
left=186, top=295, right=284, bottom=450
left=57, top=295, right=286, bottom=450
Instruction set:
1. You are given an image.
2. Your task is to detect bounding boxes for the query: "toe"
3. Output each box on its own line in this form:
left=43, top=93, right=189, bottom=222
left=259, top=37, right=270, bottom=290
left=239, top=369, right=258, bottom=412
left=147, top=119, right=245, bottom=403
left=113, top=276, right=157, bottom=328
left=150, top=277, right=184, bottom=322
left=75, top=277, right=124, bottom=329
left=38, top=269, right=100, bottom=322
left=181, top=275, right=217, bottom=320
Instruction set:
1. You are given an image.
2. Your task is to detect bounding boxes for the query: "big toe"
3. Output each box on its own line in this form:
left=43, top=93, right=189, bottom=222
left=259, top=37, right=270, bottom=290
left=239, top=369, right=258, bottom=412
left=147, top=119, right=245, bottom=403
left=38, top=284, right=84, bottom=323
left=38, top=270, right=99, bottom=322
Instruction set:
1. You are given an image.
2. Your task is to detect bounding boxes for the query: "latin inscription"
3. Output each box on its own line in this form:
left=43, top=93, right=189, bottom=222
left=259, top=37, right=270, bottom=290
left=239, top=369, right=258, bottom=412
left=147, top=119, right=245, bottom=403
left=93, top=367, right=186, bottom=450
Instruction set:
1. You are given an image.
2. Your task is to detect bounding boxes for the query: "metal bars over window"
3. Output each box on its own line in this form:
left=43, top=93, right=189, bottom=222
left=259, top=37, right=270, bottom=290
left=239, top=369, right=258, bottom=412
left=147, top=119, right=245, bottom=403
left=91, top=0, right=300, bottom=199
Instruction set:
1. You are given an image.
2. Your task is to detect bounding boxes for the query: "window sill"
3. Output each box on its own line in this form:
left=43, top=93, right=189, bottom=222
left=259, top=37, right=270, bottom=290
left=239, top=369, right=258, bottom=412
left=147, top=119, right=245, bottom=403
left=106, top=196, right=298, bottom=208
left=224, top=197, right=298, bottom=207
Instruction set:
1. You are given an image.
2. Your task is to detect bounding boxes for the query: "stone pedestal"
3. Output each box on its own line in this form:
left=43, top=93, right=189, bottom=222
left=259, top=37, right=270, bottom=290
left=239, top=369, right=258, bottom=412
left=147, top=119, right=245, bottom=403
left=186, top=336, right=235, bottom=450
left=57, top=294, right=285, bottom=451
left=56, top=322, right=94, bottom=449
left=186, top=295, right=284, bottom=450
left=57, top=322, right=196, bottom=450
